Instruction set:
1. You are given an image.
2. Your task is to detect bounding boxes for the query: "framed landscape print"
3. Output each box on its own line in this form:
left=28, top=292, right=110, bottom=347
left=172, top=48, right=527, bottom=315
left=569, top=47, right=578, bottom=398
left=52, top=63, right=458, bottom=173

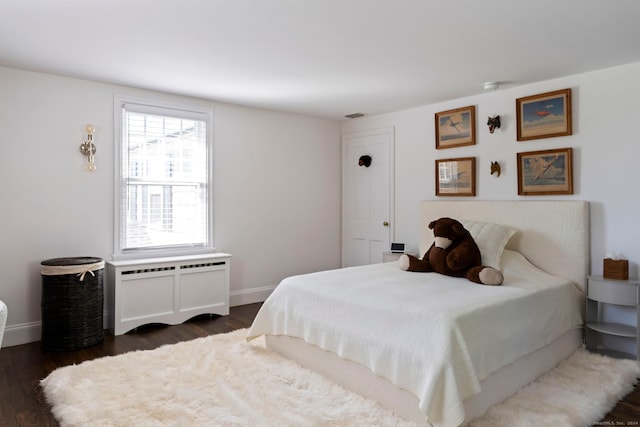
left=517, top=147, right=573, bottom=195
left=435, top=105, right=476, bottom=149
left=516, top=88, right=572, bottom=141
left=435, top=157, right=476, bottom=196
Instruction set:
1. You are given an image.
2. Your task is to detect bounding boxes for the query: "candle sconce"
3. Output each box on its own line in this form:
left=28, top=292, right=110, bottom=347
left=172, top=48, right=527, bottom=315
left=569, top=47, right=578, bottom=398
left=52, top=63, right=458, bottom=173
left=79, top=124, right=97, bottom=171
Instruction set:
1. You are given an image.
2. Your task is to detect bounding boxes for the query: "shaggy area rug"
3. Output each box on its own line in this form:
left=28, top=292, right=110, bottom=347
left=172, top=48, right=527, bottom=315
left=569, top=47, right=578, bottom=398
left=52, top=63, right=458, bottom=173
left=41, top=329, right=640, bottom=427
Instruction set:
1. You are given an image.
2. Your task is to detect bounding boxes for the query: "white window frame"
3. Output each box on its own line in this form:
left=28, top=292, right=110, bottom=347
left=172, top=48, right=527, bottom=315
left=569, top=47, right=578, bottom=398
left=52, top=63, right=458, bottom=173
left=113, top=95, right=215, bottom=260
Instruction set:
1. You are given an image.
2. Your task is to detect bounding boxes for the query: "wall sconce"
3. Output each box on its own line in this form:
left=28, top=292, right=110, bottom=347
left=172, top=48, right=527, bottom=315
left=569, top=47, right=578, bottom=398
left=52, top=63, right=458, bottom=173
left=79, top=124, right=96, bottom=171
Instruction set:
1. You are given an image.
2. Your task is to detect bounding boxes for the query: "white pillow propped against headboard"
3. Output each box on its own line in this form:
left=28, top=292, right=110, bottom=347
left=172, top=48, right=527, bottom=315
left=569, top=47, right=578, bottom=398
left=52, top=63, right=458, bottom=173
left=460, top=220, right=517, bottom=271
left=420, top=201, right=590, bottom=292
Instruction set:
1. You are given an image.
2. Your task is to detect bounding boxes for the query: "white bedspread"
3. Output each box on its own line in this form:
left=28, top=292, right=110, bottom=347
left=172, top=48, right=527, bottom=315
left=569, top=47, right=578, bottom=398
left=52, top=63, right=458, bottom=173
left=246, top=250, right=583, bottom=427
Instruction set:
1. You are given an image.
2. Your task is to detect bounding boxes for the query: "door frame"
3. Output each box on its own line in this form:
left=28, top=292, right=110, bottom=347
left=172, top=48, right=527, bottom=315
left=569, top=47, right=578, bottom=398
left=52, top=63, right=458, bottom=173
left=341, top=127, right=395, bottom=267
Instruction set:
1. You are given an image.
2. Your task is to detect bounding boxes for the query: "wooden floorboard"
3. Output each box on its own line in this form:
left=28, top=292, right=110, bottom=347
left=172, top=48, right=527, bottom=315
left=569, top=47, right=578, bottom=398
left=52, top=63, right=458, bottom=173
left=0, top=302, right=638, bottom=426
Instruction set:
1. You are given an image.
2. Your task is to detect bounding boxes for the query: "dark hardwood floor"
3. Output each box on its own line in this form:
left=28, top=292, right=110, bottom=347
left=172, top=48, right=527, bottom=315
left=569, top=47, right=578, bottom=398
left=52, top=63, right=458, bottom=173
left=0, top=302, right=638, bottom=426
left=0, top=303, right=262, bottom=426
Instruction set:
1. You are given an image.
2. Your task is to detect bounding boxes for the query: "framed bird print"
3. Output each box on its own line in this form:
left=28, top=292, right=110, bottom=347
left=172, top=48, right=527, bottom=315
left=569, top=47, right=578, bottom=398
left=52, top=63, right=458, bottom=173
left=435, top=157, right=476, bottom=196
left=516, top=88, right=572, bottom=141
left=435, top=105, right=476, bottom=149
left=517, top=147, right=573, bottom=195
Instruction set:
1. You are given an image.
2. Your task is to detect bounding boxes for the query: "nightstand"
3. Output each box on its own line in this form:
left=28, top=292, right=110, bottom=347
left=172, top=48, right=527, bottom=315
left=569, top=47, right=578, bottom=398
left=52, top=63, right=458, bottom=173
left=383, top=252, right=404, bottom=262
left=585, top=275, right=640, bottom=360
left=383, top=252, right=418, bottom=263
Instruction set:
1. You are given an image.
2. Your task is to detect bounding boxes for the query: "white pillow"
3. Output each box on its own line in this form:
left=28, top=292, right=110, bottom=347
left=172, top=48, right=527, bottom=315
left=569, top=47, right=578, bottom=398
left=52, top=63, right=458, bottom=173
left=460, top=220, right=517, bottom=270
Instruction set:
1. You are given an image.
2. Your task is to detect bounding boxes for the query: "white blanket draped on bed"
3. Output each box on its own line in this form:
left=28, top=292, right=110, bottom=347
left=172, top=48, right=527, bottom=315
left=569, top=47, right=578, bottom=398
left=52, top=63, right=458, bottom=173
left=246, top=250, right=583, bottom=427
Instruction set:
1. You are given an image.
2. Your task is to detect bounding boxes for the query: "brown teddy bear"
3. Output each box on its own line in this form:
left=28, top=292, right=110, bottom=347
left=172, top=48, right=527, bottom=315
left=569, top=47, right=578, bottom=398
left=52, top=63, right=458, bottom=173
left=398, top=217, right=504, bottom=286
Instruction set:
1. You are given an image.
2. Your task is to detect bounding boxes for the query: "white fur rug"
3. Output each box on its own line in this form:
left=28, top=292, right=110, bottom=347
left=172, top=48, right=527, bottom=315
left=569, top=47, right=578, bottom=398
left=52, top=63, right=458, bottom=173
left=41, top=329, right=639, bottom=427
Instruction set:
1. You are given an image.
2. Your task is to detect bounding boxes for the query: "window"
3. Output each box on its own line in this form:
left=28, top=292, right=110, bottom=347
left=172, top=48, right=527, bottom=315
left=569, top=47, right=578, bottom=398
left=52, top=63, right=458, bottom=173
left=114, top=98, right=213, bottom=258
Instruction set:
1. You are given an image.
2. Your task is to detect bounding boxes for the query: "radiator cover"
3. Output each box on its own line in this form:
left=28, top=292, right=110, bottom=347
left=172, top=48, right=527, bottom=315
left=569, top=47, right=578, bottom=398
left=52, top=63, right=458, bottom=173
left=107, top=253, right=231, bottom=335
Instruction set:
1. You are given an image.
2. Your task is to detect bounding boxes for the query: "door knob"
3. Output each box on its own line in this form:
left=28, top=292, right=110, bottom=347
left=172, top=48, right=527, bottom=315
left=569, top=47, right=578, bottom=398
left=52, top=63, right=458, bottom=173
left=383, top=221, right=389, bottom=227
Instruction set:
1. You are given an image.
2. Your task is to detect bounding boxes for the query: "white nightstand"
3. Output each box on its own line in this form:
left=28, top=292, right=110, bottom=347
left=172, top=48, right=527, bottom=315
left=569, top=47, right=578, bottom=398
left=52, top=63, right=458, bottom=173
left=585, top=275, right=640, bottom=360
left=382, top=252, right=416, bottom=262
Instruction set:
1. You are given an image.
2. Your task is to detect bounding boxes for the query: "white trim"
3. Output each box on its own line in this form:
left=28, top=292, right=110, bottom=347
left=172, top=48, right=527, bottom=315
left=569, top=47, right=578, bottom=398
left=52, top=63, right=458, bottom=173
left=1, top=321, right=41, bottom=348
left=230, top=285, right=275, bottom=307
left=112, top=94, right=215, bottom=261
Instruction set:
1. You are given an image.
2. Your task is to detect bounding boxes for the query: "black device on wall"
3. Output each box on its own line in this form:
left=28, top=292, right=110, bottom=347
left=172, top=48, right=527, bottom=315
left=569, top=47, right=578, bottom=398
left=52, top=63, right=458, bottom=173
left=390, top=242, right=405, bottom=253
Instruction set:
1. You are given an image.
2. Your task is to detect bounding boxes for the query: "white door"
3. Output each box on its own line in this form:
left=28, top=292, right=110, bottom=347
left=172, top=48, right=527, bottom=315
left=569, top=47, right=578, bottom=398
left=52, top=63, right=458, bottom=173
left=342, top=127, right=394, bottom=267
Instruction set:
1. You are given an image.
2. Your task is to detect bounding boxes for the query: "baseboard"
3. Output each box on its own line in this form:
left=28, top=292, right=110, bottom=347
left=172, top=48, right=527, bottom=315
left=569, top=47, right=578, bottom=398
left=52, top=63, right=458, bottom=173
left=1, top=286, right=275, bottom=348
left=2, top=321, right=41, bottom=348
left=230, top=285, right=275, bottom=307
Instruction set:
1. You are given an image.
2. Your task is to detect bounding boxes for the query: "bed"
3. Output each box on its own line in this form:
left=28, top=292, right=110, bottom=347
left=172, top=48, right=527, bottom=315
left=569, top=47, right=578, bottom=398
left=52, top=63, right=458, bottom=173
left=246, top=201, right=589, bottom=427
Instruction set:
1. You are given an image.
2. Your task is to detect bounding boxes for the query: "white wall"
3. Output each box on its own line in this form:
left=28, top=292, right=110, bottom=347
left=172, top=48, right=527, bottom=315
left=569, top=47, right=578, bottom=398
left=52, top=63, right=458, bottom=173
left=4, top=61, right=638, bottom=347
left=0, top=66, right=342, bottom=346
left=341, top=61, right=640, bottom=280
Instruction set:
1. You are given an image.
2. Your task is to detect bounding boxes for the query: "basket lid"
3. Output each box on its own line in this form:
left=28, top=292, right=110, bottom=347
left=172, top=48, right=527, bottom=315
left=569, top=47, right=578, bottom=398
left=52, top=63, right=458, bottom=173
left=41, top=257, right=103, bottom=266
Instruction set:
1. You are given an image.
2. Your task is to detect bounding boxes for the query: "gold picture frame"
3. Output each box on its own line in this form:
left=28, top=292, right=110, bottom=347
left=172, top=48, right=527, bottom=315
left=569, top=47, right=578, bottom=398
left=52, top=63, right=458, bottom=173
left=435, top=157, right=476, bottom=196
left=435, top=105, right=476, bottom=149
left=517, top=147, right=573, bottom=195
left=516, top=88, right=572, bottom=141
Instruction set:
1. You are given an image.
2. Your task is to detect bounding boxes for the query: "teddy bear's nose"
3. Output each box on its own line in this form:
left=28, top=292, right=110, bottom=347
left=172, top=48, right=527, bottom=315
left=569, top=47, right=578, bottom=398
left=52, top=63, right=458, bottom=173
left=434, top=236, right=452, bottom=249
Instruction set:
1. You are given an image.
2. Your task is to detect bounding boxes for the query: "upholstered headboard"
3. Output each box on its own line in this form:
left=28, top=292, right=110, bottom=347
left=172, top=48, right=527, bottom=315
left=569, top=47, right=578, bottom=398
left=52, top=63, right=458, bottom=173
left=420, top=201, right=590, bottom=292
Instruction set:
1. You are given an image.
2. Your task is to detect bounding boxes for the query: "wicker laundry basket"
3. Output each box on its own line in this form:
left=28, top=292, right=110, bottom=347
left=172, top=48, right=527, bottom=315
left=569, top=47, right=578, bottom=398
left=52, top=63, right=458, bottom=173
left=41, top=257, right=104, bottom=351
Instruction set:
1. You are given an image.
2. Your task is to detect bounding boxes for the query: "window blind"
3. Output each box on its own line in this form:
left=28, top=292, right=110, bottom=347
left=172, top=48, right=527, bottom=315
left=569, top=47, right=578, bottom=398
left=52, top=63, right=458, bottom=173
left=118, top=102, right=211, bottom=254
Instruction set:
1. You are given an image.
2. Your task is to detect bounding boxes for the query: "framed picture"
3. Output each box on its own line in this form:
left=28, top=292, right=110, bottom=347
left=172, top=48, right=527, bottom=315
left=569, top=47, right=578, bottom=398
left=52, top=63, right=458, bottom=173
left=516, top=88, right=572, bottom=141
left=435, top=157, right=476, bottom=196
left=517, top=147, right=573, bottom=195
left=435, top=105, right=476, bottom=149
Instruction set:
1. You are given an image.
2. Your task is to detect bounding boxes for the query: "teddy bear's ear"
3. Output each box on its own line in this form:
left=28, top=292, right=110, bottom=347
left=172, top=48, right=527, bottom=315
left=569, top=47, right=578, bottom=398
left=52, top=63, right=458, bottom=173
left=451, top=222, right=464, bottom=234
left=428, top=220, right=437, bottom=229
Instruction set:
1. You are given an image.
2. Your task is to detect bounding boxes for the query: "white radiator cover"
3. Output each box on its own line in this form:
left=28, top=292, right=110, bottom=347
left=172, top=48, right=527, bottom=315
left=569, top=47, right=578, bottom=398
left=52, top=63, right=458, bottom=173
left=107, top=253, right=231, bottom=335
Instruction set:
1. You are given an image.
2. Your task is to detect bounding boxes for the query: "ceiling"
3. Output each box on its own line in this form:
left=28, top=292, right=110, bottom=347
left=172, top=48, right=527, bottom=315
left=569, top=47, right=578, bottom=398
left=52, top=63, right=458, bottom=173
left=1, top=0, right=639, bottom=120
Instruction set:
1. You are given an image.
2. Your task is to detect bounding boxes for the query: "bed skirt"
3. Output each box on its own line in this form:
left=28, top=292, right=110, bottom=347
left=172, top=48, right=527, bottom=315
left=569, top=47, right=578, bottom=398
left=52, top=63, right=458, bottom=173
left=266, top=327, right=582, bottom=426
